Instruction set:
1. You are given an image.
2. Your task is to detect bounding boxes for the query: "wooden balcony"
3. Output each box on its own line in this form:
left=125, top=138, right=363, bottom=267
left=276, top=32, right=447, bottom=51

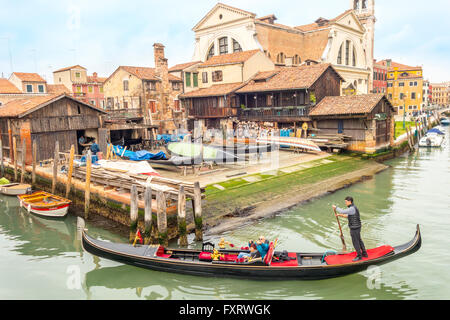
left=238, top=106, right=311, bottom=122
left=187, top=105, right=238, bottom=119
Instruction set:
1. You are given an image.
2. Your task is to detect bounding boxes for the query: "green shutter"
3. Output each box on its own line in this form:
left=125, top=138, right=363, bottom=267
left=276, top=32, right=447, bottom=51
left=185, top=72, right=191, bottom=87
left=193, top=73, right=198, bottom=87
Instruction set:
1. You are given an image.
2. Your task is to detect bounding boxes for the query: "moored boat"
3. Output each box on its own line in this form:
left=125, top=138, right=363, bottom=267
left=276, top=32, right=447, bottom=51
left=441, top=118, right=450, bottom=126
left=18, top=191, right=71, bottom=218
left=0, top=183, right=32, bottom=196
left=81, top=221, right=421, bottom=280
left=419, top=128, right=446, bottom=148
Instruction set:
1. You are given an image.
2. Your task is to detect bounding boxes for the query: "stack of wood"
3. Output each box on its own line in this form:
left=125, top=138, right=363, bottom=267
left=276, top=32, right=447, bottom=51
left=72, top=166, right=205, bottom=201
left=308, top=134, right=351, bottom=150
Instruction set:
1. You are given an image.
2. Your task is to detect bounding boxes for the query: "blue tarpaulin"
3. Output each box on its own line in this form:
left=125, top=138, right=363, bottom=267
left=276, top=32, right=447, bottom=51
left=157, top=134, right=187, bottom=144
left=427, top=128, right=445, bottom=135
left=110, top=145, right=167, bottom=161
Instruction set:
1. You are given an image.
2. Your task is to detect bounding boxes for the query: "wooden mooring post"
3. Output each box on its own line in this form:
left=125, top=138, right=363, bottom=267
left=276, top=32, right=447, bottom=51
left=84, top=151, right=92, bottom=219
left=193, top=181, right=203, bottom=241
left=129, top=184, right=138, bottom=243
left=65, top=145, right=75, bottom=198
left=156, top=190, right=168, bottom=246
left=52, top=141, right=59, bottom=194
left=32, top=140, right=36, bottom=186
left=20, top=139, right=26, bottom=184
left=144, top=185, right=152, bottom=245
left=13, top=137, right=17, bottom=181
left=0, top=138, right=4, bottom=178
left=177, top=185, right=188, bottom=247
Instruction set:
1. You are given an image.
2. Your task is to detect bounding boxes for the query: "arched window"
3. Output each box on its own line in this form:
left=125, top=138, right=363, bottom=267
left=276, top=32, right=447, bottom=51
left=277, top=53, right=285, bottom=64
left=232, top=39, right=242, bottom=53
left=337, top=44, right=343, bottom=65
left=207, top=44, right=215, bottom=60
left=354, top=0, right=360, bottom=10
left=352, top=47, right=356, bottom=67
left=294, top=54, right=301, bottom=65
left=362, top=0, right=367, bottom=9
left=345, top=40, right=350, bottom=66
left=219, top=37, right=228, bottom=55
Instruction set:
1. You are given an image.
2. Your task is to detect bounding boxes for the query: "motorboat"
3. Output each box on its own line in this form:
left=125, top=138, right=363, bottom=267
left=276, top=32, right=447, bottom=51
left=419, top=128, right=446, bottom=148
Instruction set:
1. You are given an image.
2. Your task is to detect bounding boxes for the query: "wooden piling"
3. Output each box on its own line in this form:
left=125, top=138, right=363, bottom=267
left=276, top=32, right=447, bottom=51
left=20, top=139, right=26, bottom=184
left=156, top=190, right=168, bottom=246
left=129, top=184, right=139, bottom=243
left=0, top=138, right=4, bottom=178
left=84, top=151, right=92, bottom=220
left=193, top=181, right=203, bottom=241
left=13, top=137, right=17, bottom=181
left=144, top=185, right=152, bottom=245
left=65, top=145, right=75, bottom=198
left=177, top=185, right=188, bottom=247
left=52, top=141, right=59, bottom=194
left=32, top=140, right=36, bottom=186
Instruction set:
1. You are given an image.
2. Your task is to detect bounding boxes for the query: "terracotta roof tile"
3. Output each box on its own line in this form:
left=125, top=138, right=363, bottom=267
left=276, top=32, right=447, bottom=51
left=237, top=63, right=342, bottom=93
left=12, top=72, right=46, bottom=82
left=0, top=94, right=106, bottom=118
left=47, top=84, right=71, bottom=94
left=309, top=94, right=389, bottom=116
left=169, top=61, right=202, bottom=72
left=0, top=78, right=22, bottom=94
left=120, top=66, right=181, bottom=82
left=378, top=60, right=422, bottom=72
left=199, top=50, right=261, bottom=67
left=180, top=82, right=245, bottom=98
left=54, top=65, right=87, bottom=73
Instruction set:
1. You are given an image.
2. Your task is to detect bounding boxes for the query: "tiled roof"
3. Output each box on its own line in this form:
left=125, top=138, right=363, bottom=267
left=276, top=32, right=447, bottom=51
left=309, top=94, right=390, bottom=117
left=86, top=75, right=107, bottom=83
left=12, top=72, right=46, bottom=82
left=47, top=84, right=71, bottom=94
left=169, top=61, right=202, bottom=72
left=120, top=66, right=181, bottom=82
left=295, top=10, right=353, bottom=32
left=199, top=50, right=261, bottom=67
left=54, top=65, right=87, bottom=73
left=237, top=63, right=342, bottom=93
left=0, top=78, right=22, bottom=94
left=180, top=82, right=245, bottom=98
left=0, top=94, right=106, bottom=118
left=378, top=60, right=422, bottom=71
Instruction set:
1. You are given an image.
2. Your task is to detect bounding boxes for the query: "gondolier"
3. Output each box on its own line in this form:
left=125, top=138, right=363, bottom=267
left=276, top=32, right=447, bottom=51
left=333, top=197, right=368, bottom=262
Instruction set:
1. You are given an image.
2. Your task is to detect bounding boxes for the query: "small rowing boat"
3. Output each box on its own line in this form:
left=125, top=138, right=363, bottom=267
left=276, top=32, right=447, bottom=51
left=81, top=221, right=421, bottom=280
left=0, top=183, right=32, bottom=196
left=18, top=191, right=71, bottom=218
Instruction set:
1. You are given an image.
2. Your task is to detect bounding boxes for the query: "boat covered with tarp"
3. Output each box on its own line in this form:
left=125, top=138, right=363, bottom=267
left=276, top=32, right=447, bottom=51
left=81, top=220, right=421, bottom=280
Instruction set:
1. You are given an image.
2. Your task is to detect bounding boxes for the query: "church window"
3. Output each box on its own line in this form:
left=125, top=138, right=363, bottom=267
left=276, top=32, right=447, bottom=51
left=352, top=47, right=356, bottom=67
left=345, top=40, right=350, bottom=66
left=232, top=39, right=242, bottom=53
left=207, top=44, right=215, bottom=60
left=277, top=53, right=285, bottom=64
left=354, top=0, right=359, bottom=10
left=219, top=37, right=228, bottom=55
left=337, top=44, right=343, bottom=64
left=362, top=0, right=368, bottom=9
left=294, top=54, right=301, bottom=65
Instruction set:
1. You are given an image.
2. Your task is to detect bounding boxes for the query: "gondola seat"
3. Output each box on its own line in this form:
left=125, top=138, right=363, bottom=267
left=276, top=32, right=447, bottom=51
left=199, top=252, right=213, bottom=262
left=155, top=246, right=172, bottom=258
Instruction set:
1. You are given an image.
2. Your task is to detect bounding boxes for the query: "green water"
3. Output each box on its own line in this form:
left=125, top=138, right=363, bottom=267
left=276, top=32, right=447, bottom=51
left=0, top=126, right=449, bottom=300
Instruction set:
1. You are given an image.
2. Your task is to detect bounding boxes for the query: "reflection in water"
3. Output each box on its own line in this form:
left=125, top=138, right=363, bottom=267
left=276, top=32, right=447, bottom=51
left=0, top=127, right=448, bottom=299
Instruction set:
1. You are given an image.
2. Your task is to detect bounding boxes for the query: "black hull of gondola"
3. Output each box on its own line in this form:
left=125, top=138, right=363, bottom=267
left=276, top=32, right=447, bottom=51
left=81, top=225, right=421, bottom=281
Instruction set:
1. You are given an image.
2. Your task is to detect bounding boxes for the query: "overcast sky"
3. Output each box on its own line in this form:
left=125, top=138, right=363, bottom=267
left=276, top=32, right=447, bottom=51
left=1, top=0, right=449, bottom=83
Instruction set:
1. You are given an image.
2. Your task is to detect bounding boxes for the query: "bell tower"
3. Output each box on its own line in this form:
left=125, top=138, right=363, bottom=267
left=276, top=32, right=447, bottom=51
left=351, top=0, right=376, bottom=92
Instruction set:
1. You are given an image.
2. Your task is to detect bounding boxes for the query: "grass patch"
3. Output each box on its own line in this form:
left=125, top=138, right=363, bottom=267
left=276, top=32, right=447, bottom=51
left=395, top=121, right=415, bottom=138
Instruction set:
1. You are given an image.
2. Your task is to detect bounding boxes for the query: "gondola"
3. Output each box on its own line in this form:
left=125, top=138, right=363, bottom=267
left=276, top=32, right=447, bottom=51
left=81, top=222, right=421, bottom=280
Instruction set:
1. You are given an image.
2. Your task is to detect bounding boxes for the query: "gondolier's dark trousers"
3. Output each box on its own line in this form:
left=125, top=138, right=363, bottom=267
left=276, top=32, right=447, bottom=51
left=350, top=228, right=367, bottom=256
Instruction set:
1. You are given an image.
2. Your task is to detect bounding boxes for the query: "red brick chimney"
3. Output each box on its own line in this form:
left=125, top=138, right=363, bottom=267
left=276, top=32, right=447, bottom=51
left=153, top=43, right=171, bottom=130
left=92, top=72, right=98, bottom=81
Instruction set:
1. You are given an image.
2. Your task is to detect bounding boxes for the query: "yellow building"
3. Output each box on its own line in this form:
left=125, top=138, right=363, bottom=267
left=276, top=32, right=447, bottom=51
left=379, top=59, right=423, bottom=116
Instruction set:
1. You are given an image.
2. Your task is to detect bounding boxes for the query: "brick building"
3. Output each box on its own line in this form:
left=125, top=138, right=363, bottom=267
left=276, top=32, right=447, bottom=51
left=373, top=60, right=387, bottom=94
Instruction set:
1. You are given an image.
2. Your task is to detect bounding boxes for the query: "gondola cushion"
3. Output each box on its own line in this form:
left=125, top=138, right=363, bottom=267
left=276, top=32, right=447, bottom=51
left=199, top=252, right=213, bottom=261
left=325, top=245, right=394, bottom=265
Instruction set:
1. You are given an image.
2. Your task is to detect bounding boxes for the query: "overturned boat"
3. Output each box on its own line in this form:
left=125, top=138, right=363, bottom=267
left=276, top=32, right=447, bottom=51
left=81, top=223, right=421, bottom=280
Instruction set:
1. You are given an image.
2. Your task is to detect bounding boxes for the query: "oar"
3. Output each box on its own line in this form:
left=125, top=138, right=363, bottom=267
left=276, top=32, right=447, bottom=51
left=333, top=207, right=348, bottom=253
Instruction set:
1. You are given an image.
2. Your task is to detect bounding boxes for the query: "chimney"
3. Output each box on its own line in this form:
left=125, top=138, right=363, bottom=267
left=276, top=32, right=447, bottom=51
left=93, top=72, right=98, bottom=80
left=386, top=59, right=392, bottom=67
left=153, top=43, right=170, bottom=127
left=259, top=14, right=277, bottom=25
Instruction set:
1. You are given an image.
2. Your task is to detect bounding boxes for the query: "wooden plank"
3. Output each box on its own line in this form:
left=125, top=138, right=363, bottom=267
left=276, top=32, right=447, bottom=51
left=84, top=151, right=92, bottom=219
left=32, top=140, right=36, bottom=185
left=65, top=145, right=75, bottom=198
left=21, top=139, right=26, bottom=184
left=52, top=141, right=59, bottom=194
left=13, top=137, right=17, bottom=181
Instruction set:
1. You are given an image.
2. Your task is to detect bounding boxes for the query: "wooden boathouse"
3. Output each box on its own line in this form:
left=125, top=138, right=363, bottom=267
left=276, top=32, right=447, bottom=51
left=0, top=94, right=107, bottom=163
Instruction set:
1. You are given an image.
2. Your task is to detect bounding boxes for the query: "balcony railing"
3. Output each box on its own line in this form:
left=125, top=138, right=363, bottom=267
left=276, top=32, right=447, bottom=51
left=239, top=106, right=310, bottom=121
left=187, top=105, right=238, bottom=118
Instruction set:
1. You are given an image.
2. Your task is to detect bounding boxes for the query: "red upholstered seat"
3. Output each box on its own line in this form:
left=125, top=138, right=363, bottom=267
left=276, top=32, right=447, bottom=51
left=324, top=245, right=394, bottom=265
left=220, top=254, right=238, bottom=262
left=199, top=252, right=212, bottom=262
left=271, top=253, right=299, bottom=267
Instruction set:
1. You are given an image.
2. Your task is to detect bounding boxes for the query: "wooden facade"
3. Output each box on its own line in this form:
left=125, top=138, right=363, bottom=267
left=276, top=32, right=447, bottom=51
left=0, top=96, right=106, bottom=163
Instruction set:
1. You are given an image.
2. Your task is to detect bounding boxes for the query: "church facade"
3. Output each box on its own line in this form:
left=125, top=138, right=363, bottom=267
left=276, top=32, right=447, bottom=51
left=191, top=1, right=376, bottom=95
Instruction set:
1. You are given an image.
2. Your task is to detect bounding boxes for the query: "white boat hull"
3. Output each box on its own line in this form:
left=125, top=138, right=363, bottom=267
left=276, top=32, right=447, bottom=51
left=19, top=200, right=69, bottom=218
left=0, top=185, right=32, bottom=196
left=419, top=134, right=445, bottom=148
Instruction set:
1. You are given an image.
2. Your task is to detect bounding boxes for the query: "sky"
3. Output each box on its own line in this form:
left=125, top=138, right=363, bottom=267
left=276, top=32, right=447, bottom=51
left=1, top=0, right=449, bottom=83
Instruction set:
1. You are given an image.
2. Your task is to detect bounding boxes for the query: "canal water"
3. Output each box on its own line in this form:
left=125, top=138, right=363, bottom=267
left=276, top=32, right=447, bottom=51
left=0, top=126, right=448, bottom=300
